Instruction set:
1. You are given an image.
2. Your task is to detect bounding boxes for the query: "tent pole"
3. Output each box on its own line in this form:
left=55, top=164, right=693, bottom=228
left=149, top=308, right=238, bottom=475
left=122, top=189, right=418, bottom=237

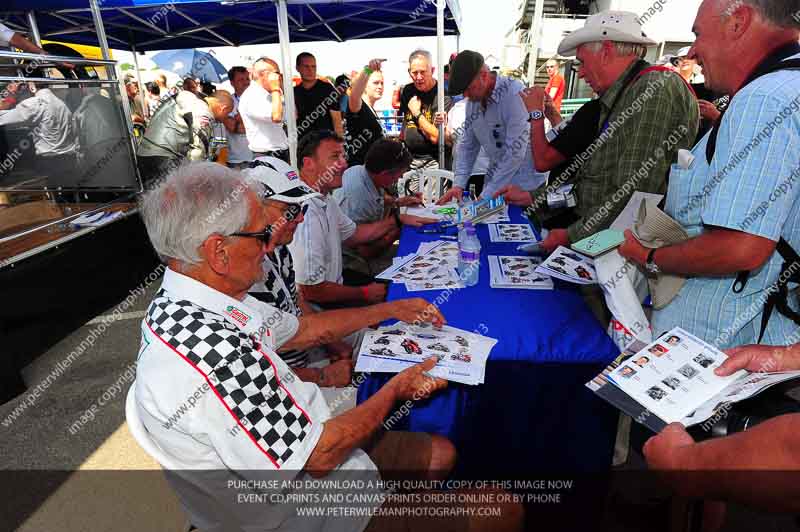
left=436, top=0, right=445, bottom=169
left=130, top=40, right=148, bottom=121
left=276, top=0, right=298, bottom=169
left=26, top=12, right=42, bottom=46
left=91, top=0, right=139, bottom=185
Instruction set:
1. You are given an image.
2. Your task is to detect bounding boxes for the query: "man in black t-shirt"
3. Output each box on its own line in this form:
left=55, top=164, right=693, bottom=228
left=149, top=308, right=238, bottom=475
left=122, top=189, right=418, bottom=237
left=399, top=49, right=452, bottom=172
left=294, top=52, right=344, bottom=139
left=345, top=58, right=386, bottom=166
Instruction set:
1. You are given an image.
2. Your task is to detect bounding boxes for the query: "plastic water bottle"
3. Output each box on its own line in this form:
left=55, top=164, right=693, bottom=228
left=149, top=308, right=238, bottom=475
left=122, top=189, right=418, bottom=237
left=465, top=219, right=481, bottom=251
left=458, top=221, right=480, bottom=287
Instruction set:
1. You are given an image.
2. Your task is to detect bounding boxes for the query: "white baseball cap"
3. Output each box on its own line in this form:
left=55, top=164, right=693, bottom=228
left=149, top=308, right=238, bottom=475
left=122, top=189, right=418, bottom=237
left=558, top=11, right=657, bottom=57
left=243, top=156, right=320, bottom=204
left=676, top=46, right=692, bottom=58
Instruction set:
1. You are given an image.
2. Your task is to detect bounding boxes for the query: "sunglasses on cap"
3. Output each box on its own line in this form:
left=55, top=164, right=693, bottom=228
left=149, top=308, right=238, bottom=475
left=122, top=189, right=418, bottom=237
left=229, top=204, right=308, bottom=246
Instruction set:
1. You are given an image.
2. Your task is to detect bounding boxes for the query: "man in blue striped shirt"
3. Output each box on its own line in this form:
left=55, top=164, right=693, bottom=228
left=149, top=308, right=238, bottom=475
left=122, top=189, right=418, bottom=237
left=620, top=0, right=800, bottom=513
left=620, top=0, right=800, bottom=350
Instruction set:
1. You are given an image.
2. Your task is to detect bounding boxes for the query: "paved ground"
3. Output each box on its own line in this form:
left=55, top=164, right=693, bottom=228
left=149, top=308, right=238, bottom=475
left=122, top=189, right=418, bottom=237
left=1, top=271, right=798, bottom=532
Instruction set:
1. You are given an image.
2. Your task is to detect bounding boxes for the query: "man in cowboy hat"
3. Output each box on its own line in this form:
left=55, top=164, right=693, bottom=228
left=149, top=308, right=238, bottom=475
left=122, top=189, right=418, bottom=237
left=499, top=11, right=699, bottom=254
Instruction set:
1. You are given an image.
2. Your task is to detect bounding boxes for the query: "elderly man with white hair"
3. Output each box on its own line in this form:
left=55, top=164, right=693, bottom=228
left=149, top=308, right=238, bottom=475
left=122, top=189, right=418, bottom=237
left=399, top=49, right=451, bottom=173
left=133, top=162, right=461, bottom=532
left=499, top=11, right=699, bottom=254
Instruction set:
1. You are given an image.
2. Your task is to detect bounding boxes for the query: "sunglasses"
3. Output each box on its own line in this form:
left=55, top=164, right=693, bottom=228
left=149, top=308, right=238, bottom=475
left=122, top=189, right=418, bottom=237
left=229, top=204, right=308, bottom=245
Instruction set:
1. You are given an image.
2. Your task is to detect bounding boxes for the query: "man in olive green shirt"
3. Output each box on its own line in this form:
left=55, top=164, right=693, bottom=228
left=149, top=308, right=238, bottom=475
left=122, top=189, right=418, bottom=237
left=500, top=11, right=699, bottom=251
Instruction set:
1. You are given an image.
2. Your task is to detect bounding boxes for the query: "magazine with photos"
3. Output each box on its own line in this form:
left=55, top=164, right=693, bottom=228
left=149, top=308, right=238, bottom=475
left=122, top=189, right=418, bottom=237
left=587, top=327, right=800, bottom=432
left=354, top=323, right=497, bottom=385
left=536, top=246, right=598, bottom=285
left=488, top=256, right=554, bottom=290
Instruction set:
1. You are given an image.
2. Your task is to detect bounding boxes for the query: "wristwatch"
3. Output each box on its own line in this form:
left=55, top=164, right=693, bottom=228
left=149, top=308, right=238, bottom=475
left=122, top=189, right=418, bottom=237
left=527, top=110, right=544, bottom=122
left=645, top=248, right=660, bottom=275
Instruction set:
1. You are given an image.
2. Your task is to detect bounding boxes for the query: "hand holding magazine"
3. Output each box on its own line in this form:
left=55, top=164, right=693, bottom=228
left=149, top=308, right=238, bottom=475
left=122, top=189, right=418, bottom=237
left=587, top=327, right=800, bottom=432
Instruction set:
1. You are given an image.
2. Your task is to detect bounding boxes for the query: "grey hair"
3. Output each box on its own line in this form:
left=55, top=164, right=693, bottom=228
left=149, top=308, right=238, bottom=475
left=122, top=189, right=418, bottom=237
left=139, top=161, right=260, bottom=267
left=408, top=49, right=433, bottom=65
left=721, top=0, right=800, bottom=30
left=585, top=41, right=648, bottom=59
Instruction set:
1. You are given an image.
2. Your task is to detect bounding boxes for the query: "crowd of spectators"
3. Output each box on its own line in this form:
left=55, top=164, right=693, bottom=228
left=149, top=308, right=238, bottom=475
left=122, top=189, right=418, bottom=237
left=3, top=1, right=800, bottom=529
left=131, top=2, right=800, bottom=528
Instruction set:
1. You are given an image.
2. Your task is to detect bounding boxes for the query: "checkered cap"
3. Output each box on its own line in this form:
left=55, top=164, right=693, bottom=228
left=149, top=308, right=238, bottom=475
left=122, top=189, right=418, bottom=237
left=145, top=291, right=312, bottom=466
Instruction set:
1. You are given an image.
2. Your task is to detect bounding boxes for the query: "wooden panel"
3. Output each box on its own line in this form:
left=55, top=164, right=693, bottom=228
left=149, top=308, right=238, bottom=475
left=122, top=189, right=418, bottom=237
left=0, top=203, right=136, bottom=263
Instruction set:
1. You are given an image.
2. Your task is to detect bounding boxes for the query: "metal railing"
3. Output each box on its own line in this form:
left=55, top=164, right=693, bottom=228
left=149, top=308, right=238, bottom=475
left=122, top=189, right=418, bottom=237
left=0, top=50, right=117, bottom=68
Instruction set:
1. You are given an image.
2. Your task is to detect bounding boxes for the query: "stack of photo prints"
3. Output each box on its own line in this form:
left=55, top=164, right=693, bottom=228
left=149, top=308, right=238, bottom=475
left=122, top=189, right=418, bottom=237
left=488, top=223, right=539, bottom=243
left=488, top=256, right=553, bottom=290
left=376, top=240, right=463, bottom=291
left=587, top=327, right=800, bottom=432
left=354, top=322, right=497, bottom=385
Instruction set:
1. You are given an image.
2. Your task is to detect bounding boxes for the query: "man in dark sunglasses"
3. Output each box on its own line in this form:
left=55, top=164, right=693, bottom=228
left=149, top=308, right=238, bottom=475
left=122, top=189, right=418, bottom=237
left=135, top=162, right=456, bottom=528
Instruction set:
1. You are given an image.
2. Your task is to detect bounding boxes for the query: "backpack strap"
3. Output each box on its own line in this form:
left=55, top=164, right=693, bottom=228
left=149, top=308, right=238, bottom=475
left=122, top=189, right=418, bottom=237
left=707, top=56, right=800, bottom=328
left=757, top=238, right=800, bottom=343
left=706, top=58, right=800, bottom=165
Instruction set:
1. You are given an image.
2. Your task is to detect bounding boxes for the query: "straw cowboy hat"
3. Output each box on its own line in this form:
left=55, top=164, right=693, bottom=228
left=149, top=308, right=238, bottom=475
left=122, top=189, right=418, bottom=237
left=558, top=11, right=657, bottom=57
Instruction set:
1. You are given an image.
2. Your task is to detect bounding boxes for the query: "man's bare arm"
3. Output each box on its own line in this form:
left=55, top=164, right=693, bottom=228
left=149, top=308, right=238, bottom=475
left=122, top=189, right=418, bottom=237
left=10, top=33, right=46, bottom=55
left=331, top=110, right=344, bottom=137
left=282, top=302, right=394, bottom=351
left=416, top=113, right=440, bottom=144
left=343, top=218, right=397, bottom=247
left=670, top=414, right=800, bottom=512
left=305, top=358, right=445, bottom=476
left=637, top=228, right=775, bottom=276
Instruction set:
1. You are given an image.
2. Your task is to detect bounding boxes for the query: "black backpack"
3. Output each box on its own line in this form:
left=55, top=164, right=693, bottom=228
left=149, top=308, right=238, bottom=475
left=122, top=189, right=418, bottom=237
left=705, top=58, right=800, bottom=343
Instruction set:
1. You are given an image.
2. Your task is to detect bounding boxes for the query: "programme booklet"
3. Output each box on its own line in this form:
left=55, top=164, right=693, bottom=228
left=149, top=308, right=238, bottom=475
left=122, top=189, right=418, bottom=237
left=587, top=327, right=800, bottom=432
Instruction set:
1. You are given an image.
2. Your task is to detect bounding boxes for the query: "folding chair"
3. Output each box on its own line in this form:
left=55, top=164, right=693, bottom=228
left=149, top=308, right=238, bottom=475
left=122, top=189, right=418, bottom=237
left=398, top=168, right=454, bottom=205
left=126, top=384, right=220, bottom=532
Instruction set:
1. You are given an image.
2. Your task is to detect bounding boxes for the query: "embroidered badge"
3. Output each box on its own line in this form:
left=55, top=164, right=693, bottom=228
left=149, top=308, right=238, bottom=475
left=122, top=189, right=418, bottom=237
left=224, top=305, right=251, bottom=327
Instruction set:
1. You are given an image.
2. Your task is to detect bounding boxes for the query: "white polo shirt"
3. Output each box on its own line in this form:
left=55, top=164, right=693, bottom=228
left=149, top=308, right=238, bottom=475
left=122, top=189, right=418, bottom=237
left=0, top=23, right=14, bottom=48
left=135, top=268, right=377, bottom=532
left=239, top=82, right=289, bottom=153
left=288, top=194, right=357, bottom=286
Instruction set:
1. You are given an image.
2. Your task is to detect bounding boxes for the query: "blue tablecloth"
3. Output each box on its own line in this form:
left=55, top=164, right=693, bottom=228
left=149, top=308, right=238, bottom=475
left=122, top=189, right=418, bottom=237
left=357, top=206, right=619, bottom=474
